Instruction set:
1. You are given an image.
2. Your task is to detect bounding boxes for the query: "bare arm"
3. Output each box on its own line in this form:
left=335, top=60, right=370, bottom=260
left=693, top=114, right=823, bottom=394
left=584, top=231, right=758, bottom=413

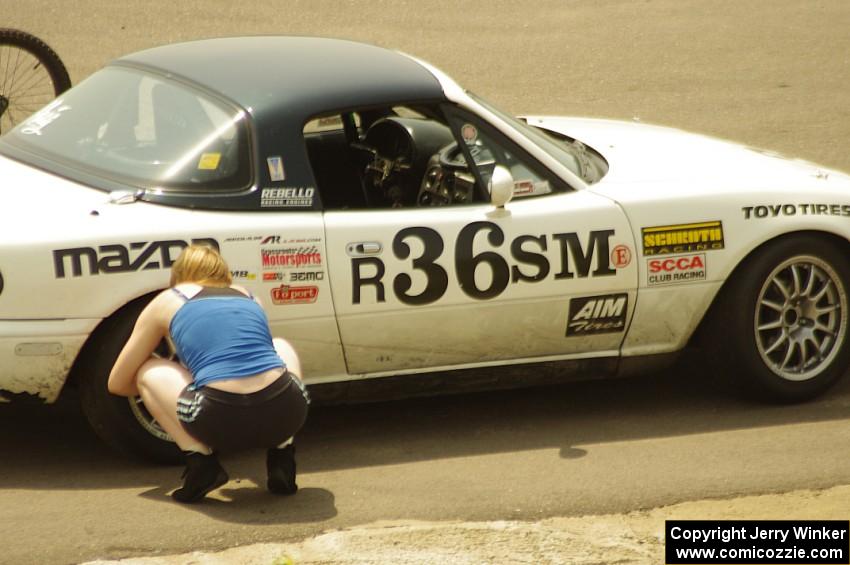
left=107, top=296, right=169, bottom=397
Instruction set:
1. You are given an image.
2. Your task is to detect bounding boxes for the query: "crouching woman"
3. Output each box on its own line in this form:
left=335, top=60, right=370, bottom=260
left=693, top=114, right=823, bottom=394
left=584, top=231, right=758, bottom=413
left=107, top=244, right=309, bottom=503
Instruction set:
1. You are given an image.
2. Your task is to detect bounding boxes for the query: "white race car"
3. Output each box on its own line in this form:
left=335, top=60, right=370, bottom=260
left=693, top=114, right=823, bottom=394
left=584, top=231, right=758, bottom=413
left=2, top=37, right=849, bottom=461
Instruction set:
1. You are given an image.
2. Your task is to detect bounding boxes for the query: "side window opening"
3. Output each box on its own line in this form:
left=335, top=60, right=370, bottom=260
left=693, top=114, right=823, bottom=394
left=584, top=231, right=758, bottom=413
left=303, top=103, right=561, bottom=210
left=443, top=108, right=568, bottom=201
left=303, top=112, right=367, bottom=209
left=304, top=104, right=470, bottom=209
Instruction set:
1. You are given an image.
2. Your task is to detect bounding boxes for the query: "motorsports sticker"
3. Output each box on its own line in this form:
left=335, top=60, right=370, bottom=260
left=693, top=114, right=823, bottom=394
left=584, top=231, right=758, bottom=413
left=261, top=246, right=322, bottom=269
left=647, top=253, right=706, bottom=286
left=565, top=293, right=628, bottom=336
left=642, top=221, right=724, bottom=256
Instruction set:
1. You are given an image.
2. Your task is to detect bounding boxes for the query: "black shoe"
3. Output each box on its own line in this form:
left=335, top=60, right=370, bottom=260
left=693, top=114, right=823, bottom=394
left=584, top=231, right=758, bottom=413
left=267, top=444, right=297, bottom=495
left=172, top=452, right=228, bottom=503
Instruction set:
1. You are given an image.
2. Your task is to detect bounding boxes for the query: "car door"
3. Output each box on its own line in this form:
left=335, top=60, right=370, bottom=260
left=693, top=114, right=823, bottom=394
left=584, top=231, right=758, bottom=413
left=323, top=111, right=638, bottom=376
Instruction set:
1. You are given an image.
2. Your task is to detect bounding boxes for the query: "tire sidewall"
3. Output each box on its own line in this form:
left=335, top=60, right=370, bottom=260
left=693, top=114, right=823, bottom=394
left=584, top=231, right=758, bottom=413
left=723, top=235, right=850, bottom=401
left=77, top=299, right=182, bottom=464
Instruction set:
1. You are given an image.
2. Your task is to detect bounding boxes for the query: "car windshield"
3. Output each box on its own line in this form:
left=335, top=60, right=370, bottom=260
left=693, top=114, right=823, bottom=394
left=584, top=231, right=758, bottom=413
left=3, top=66, right=251, bottom=191
left=468, top=92, right=590, bottom=182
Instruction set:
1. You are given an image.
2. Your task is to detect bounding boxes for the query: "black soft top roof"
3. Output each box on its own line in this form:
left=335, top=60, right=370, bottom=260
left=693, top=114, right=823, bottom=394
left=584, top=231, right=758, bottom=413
left=115, top=36, right=447, bottom=120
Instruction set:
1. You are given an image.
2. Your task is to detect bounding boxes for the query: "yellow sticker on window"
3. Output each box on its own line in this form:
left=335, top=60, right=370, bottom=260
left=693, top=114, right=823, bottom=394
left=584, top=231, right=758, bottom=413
left=198, top=153, right=221, bottom=170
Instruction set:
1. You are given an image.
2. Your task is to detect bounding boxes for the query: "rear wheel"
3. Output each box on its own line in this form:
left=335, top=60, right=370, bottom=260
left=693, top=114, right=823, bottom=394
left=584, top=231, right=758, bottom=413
left=0, top=28, right=71, bottom=134
left=714, top=235, right=850, bottom=401
left=77, top=297, right=182, bottom=464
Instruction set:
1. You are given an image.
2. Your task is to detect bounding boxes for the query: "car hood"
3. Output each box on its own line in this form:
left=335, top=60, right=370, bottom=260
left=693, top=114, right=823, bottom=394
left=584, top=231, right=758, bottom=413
left=0, top=154, right=233, bottom=319
left=0, top=154, right=209, bottom=246
left=0, top=154, right=116, bottom=244
left=525, top=116, right=850, bottom=191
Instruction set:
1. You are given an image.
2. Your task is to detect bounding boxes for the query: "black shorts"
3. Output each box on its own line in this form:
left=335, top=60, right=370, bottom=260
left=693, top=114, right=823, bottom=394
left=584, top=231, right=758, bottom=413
left=176, top=371, right=309, bottom=451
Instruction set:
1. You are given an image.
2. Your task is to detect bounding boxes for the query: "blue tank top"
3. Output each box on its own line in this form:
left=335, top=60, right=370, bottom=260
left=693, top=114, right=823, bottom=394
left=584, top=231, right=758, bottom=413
left=169, top=287, right=285, bottom=387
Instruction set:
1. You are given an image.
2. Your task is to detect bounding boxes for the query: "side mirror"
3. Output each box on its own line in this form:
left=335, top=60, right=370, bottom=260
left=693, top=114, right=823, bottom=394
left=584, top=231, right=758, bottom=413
left=489, top=165, right=514, bottom=208
left=108, top=189, right=145, bottom=205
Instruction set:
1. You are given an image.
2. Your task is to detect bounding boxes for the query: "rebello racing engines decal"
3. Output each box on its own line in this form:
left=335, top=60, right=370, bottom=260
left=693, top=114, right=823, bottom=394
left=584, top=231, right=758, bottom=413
left=352, top=222, right=619, bottom=305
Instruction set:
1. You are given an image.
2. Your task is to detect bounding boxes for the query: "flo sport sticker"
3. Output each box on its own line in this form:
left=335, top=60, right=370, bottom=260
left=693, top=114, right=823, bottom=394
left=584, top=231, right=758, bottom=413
left=565, top=293, right=628, bottom=336
left=642, top=221, right=724, bottom=256
left=270, top=285, right=318, bottom=305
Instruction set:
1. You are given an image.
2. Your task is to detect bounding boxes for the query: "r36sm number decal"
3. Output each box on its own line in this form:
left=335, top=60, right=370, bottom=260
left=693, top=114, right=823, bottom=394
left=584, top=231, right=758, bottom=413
left=351, top=222, right=617, bottom=305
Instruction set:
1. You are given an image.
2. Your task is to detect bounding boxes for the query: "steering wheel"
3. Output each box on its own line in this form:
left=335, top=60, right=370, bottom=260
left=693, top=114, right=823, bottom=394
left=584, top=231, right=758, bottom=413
left=416, top=142, right=481, bottom=206
left=351, top=141, right=415, bottom=207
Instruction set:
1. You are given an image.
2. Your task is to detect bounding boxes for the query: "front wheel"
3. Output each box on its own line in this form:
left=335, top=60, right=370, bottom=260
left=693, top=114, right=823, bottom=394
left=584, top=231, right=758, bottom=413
left=715, top=235, right=850, bottom=402
left=76, top=297, right=182, bottom=464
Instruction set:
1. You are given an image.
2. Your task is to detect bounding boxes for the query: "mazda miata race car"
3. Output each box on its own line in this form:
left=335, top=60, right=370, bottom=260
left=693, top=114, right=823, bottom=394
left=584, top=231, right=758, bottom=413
left=2, top=36, right=849, bottom=462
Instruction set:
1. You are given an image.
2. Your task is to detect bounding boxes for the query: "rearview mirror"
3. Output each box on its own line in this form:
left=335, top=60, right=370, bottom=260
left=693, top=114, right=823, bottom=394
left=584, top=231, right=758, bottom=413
left=489, top=165, right=514, bottom=208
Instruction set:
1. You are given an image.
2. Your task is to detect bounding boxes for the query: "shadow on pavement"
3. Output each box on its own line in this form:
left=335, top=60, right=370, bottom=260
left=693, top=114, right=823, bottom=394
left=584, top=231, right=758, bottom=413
left=138, top=485, right=337, bottom=525
left=1, top=353, right=849, bottom=490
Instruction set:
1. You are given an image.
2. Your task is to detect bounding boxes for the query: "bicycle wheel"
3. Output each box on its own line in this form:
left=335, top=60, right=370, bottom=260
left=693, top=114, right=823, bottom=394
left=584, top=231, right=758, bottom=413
left=0, top=28, right=71, bottom=135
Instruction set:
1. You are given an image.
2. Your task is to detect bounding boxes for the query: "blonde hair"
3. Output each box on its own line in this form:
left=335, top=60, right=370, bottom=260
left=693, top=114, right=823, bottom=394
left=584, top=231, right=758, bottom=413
left=170, top=244, right=232, bottom=287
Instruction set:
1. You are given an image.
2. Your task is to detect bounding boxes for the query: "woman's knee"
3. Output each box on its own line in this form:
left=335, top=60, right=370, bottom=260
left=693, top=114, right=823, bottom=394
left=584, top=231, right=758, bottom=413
left=273, top=338, right=301, bottom=372
left=136, top=358, right=191, bottom=393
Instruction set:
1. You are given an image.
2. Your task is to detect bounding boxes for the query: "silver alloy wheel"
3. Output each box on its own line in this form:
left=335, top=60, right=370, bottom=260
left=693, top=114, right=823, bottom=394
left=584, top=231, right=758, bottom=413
left=127, top=338, right=176, bottom=442
left=128, top=397, right=172, bottom=441
left=754, top=255, right=847, bottom=381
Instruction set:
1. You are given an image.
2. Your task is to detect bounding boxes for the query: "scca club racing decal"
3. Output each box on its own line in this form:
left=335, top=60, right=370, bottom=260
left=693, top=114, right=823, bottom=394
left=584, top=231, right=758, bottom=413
left=647, top=253, right=706, bottom=286
left=53, top=238, right=219, bottom=278
left=351, top=222, right=619, bottom=305
left=566, top=293, right=628, bottom=336
left=642, top=221, right=724, bottom=256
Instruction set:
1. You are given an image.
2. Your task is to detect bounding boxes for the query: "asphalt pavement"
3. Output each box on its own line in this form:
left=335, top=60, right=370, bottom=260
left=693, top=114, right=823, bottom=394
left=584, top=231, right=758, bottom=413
left=3, top=1, right=850, bottom=563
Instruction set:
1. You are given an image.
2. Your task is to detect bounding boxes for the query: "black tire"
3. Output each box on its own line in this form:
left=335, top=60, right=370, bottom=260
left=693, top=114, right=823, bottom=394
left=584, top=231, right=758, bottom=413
left=0, top=28, right=72, bottom=134
left=76, top=297, right=183, bottom=464
left=712, top=235, right=850, bottom=402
